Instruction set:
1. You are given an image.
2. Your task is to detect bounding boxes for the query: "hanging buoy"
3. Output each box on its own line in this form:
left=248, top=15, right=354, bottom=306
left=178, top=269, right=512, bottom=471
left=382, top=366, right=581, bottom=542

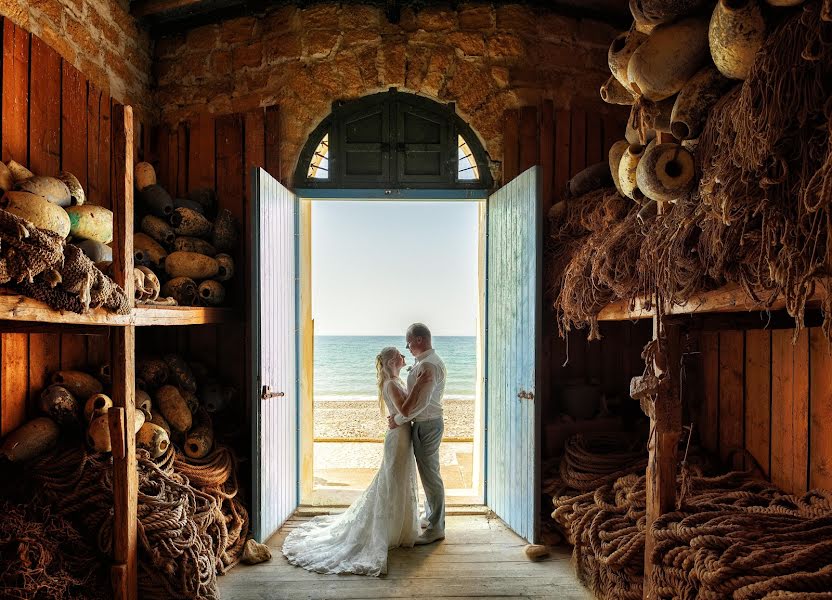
left=155, top=385, right=193, bottom=433
left=608, top=29, right=647, bottom=90
left=709, top=0, right=766, bottom=80
left=39, top=385, right=80, bottom=427
left=0, top=191, right=71, bottom=238
left=150, top=410, right=172, bottom=437
left=198, top=280, right=226, bottom=306
left=184, top=409, right=214, bottom=459
left=166, top=251, right=219, bottom=280
left=164, top=354, right=197, bottom=393
left=600, top=76, right=635, bottom=105
left=171, top=207, right=212, bottom=238
left=161, top=277, right=199, bottom=306
left=15, top=176, right=72, bottom=207
left=671, top=65, right=733, bottom=140
left=136, top=389, right=153, bottom=414
left=87, top=414, right=112, bottom=453
left=203, top=382, right=233, bottom=413
left=7, top=160, right=34, bottom=183
left=65, top=205, right=114, bottom=243
left=618, top=144, right=646, bottom=203
left=0, top=162, right=15, bottom=193
left=0, top=417, right=60, bottom=462
left=137, top=358, right=169, bottom=389
left=609, top=140, right=630, bottom=196
left=138, top=184, right=174, bottom=218
left=212, top=209, right=239, bottom=252
left=141, top=215, right=175, bottom=246
left=642, top=96, right=676, bottom=133
left=51, top=370, right=103, bottom=399
left=566, top=163, right=613, bottom=198
left=628, top=16, right=710, bottom=101
left=214, top=254, right=235, bottom=282
left=134, top=232, right=168, bottom=269
left=630, top=0, right=660, bottom=33
left=84, top=393, right=113, bottom=423
left=77, top=239, right=112, bottom=263
left=57, top=172, right=85, bottom=205
left=135, top=162, right=157, bottom=192
left=636, top=142, right=696, bottom=203
left=174, top=236, right=217, bottom=256
left=636, top=0, right=713, bottom=25
left=137, top=422, right=170, bottom=459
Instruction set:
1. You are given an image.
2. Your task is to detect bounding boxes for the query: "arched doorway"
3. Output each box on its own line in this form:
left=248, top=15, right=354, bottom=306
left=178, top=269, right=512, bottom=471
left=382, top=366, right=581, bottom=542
left=252, top=89, right=541, bottom=544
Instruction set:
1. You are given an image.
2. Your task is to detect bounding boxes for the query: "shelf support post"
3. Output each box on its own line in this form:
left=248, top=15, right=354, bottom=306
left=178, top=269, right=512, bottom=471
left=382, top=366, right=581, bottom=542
left=110, top=103, right=137, bottom=600
left=644, top=314, right=682, bottom=599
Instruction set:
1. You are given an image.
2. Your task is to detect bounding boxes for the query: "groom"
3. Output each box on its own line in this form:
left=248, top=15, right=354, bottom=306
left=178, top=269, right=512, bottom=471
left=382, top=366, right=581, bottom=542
left=388, top=322, right=447, bottom=545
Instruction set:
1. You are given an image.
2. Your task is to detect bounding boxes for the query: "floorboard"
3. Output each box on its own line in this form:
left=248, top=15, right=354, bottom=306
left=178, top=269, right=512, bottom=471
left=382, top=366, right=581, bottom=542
left=218, top=515, right=590, bottom=599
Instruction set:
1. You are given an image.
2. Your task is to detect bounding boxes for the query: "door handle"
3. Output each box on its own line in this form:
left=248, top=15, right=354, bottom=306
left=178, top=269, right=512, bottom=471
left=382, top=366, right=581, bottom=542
left=261, top=385, right=285, bottom=400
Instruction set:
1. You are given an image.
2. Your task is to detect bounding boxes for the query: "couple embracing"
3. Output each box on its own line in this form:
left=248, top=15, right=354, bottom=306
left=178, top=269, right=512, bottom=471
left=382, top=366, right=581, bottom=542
left=282, top=323, right=447, bottom=576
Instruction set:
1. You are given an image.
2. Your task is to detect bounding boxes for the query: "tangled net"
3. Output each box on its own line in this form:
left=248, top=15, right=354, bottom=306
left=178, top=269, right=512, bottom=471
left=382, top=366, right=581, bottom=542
left=0, top=499, right=109, bottom=600
left=26, top=442, right=249, bottom=600
left=0, top=209, right=65, bottom=285
left=548, top=2, right=832, bottom=341
left=548, top=434, right=832, bottom=600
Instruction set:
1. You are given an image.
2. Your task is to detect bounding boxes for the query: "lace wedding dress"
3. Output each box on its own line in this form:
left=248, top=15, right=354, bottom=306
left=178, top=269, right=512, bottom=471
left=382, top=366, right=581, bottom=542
left=282, top=380, right=420, bottom=576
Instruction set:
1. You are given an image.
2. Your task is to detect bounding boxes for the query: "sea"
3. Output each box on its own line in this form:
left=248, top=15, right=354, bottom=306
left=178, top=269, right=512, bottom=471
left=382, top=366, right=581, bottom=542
left=314, top=335, right=477, bottom=402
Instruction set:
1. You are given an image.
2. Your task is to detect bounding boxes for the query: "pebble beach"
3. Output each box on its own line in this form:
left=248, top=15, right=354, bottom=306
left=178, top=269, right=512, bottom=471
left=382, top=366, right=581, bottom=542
left=314, top=397, right=475, bottom=440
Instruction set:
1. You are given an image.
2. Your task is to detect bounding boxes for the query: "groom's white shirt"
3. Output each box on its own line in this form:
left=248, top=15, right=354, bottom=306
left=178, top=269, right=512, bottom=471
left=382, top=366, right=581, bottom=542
left=394, top=348, right=447, bottom=425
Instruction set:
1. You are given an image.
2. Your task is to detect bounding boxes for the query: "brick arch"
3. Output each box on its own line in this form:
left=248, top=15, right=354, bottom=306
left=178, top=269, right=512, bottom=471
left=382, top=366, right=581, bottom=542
left=154, top=4, right=615, bottom=183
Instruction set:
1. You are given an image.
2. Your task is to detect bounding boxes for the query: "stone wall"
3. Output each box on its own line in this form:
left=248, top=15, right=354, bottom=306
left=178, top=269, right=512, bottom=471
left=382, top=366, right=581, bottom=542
left=0, top=0, right=152, bottom=117
left=154, top=2, right=619, bottom=184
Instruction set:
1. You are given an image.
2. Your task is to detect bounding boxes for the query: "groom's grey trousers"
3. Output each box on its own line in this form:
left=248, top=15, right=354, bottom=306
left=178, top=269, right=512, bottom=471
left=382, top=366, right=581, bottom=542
left=411, top=417, right=445, bottom=533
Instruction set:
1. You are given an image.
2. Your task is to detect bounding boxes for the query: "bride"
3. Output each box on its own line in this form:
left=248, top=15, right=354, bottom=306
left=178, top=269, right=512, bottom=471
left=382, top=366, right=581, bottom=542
left=282, top=346, right=433, bottom=576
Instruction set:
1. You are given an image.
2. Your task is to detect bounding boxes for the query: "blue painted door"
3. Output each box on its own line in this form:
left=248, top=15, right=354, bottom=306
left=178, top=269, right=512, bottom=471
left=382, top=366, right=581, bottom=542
left=251, top=167, right=299, bottom=542
left=485, top=166, right=541, bottom=543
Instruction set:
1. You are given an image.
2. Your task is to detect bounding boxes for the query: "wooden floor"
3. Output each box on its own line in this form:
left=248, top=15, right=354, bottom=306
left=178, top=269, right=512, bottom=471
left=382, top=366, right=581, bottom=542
left=218, top=514, right=590, bottom=599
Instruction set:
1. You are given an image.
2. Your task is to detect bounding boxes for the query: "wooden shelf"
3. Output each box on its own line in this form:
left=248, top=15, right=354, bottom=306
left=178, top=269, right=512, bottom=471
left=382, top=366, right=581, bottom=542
left=0, top=290, right=238, bottom=327
left=132, top=305, right=238, bottom=326
left=597, top=284, right=825, bottom=322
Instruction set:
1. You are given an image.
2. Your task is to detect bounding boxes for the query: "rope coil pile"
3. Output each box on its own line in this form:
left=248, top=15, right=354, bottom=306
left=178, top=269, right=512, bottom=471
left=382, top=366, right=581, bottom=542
left=25, top=441, right=248, bottom=599
left=548, top=434, right=832, bottom=600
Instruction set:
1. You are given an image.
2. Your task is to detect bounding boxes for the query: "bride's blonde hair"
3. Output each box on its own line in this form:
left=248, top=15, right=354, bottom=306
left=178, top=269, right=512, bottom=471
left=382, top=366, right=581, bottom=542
left=375, top=346, right=400, bottom=417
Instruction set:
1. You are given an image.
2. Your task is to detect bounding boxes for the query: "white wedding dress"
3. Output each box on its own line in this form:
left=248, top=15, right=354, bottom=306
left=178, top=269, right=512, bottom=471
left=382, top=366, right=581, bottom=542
left=282, top=379, right=420, bottom=576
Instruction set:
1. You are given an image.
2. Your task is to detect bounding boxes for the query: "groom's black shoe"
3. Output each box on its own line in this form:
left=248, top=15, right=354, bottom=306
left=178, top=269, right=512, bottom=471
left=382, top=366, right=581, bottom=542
left=414, top=529, right=445, bottom=545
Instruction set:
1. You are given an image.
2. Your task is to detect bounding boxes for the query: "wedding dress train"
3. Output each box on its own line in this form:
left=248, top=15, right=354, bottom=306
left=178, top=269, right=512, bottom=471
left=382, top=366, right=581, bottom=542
left=282, top=381, right=420, bottom=576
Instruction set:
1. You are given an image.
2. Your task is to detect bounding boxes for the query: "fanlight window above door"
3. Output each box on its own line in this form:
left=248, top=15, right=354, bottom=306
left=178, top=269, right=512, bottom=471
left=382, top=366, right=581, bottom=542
left=295, top=90, right=492, bottom=189
left=307, top=134, right=329, bottom=180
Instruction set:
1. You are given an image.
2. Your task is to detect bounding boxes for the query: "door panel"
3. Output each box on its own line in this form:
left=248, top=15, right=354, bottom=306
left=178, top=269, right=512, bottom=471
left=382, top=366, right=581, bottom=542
left=485, top=166, right=541, bottom=543
left=251, top=167, right=298, bottom=542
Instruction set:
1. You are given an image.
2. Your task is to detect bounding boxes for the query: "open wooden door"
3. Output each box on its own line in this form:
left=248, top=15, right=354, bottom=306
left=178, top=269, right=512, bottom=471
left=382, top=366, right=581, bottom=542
left=251, top=167, right=299, bottom=542
left=485, top=166, right=542, bottom=543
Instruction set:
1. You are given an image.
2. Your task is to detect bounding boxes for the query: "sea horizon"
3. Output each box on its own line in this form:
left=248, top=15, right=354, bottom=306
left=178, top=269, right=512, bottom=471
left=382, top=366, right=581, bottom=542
left=313, top=335, right=477, bottom=402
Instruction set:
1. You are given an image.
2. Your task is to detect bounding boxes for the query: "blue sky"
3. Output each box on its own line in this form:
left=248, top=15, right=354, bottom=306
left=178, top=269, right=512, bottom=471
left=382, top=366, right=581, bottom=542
left=311, top=201, right=480, bottom=336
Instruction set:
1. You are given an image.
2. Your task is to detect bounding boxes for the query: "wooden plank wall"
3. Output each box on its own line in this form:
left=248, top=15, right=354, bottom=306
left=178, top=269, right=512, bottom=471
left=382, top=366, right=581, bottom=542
left=502, top=101, right=651, bottom=458
left=142, top=107, right=280, bottom=440
left=697, top=327, right=832, bottom=495
left=0, top=19, right=126, bottom=436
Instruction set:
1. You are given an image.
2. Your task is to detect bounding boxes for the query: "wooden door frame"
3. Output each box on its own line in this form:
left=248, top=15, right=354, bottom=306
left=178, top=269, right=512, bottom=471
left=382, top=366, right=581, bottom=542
left=297, top=192, right=488, bottom=506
